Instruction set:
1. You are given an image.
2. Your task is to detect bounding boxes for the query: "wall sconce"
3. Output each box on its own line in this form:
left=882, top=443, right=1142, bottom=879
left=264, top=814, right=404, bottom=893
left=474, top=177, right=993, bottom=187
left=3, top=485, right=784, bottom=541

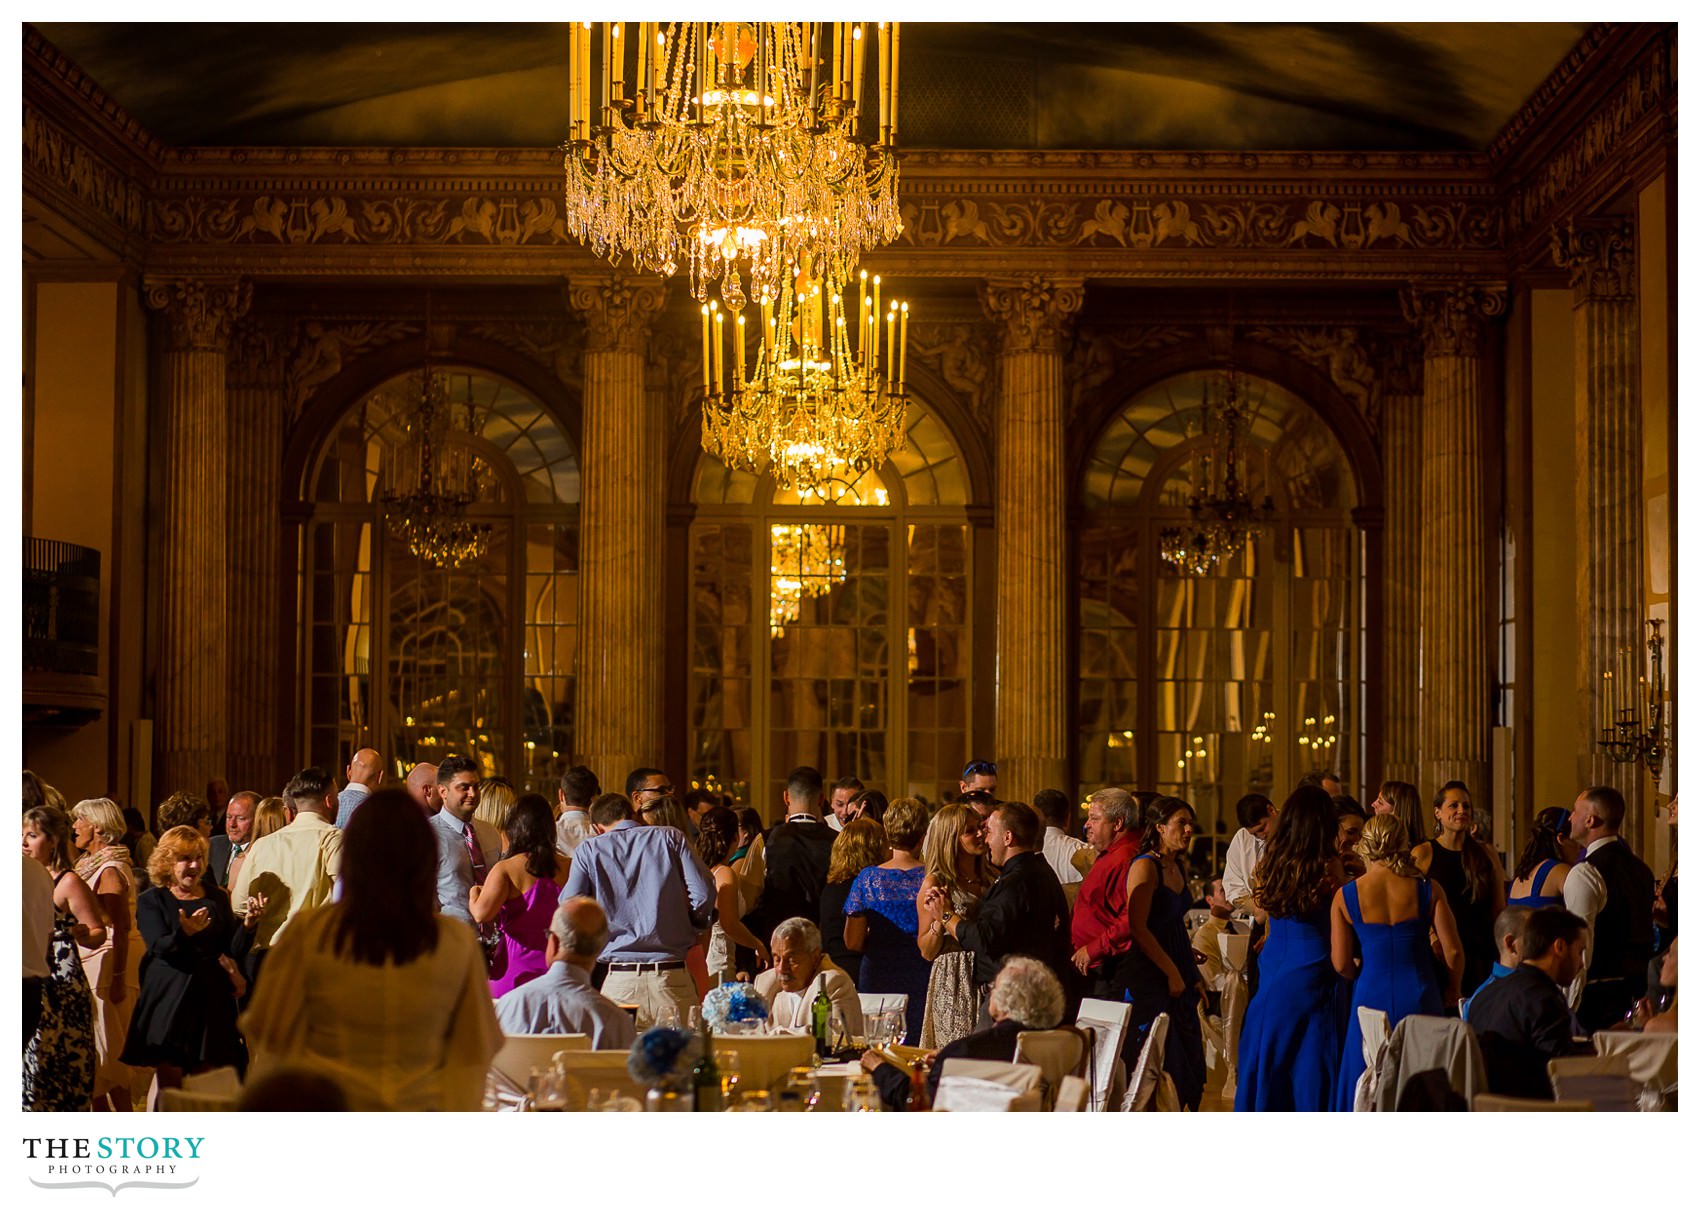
left=1597, top=619, right=1667, bottom=781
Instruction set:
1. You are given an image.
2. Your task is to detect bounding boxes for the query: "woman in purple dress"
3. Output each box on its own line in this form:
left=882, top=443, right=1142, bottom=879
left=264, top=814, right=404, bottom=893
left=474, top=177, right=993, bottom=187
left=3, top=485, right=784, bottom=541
left=471, top=794, right=571, bottom=996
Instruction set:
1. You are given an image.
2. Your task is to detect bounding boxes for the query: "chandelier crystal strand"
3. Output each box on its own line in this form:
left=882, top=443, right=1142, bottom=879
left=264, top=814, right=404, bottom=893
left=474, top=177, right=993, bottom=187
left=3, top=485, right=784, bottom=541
left=701, top=267, right=909, bottom=495
left=565, top=21, right=902, bottom=309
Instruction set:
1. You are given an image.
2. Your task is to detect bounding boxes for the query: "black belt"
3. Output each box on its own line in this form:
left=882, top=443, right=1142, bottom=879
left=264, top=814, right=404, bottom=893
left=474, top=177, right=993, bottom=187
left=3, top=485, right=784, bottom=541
left=606, top=960, right=685, bottom=972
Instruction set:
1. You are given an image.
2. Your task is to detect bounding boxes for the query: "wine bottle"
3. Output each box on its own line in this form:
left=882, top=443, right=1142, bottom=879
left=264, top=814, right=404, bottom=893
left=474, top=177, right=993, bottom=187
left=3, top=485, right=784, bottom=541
left=691, top=1023, right=724, bottom=1112
left=810, top=987, right=833, bottom=1057
left=904, top=1059, right=930, bottom=1112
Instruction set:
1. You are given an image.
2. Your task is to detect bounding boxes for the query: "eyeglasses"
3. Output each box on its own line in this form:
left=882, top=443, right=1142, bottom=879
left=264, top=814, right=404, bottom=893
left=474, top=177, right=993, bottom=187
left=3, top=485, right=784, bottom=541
left=962, top=761, right=997, bottom=779
left=637, top=785, right=674, bottom=798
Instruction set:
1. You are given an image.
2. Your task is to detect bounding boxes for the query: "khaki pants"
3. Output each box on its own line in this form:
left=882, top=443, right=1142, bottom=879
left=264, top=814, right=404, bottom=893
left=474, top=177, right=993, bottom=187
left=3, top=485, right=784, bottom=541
left=601, top=967, right=697, bottom=1030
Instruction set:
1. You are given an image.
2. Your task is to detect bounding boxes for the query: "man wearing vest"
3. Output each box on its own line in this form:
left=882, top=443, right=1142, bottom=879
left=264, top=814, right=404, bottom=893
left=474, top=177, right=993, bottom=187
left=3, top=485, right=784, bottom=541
left=1563, top=785, right=1656, bottom=1032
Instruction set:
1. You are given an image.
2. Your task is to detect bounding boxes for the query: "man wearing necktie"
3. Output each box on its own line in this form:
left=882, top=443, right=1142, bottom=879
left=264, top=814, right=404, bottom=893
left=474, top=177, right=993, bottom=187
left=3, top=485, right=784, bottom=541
left=430, top=755, right=501, bottom=943
left=208, top=790, right=258, bottom=887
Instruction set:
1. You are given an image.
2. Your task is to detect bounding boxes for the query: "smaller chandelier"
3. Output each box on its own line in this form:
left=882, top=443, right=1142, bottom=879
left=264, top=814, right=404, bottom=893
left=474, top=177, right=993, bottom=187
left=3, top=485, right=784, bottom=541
left=1160, top=372, right=1275, bottom=576
left=769, top=523, right=846, bottom=637
left=382, top=367, right=492, bottom=571
left=702, top=268, right=909, bottom=493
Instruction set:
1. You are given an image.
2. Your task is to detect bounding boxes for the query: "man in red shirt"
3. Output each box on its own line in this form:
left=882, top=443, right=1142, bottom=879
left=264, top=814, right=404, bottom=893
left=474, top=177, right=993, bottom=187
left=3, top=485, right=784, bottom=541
left=1070, top=787, right=1143, bottom=998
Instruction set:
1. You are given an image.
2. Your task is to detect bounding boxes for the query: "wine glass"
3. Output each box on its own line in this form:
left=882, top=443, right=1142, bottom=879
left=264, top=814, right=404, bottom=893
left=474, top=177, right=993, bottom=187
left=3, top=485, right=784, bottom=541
left=720, top=1049, right=742, bottom=1103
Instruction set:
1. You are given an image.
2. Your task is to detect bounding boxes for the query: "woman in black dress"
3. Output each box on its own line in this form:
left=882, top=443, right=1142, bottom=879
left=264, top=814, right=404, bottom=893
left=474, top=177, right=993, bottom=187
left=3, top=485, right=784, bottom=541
left=120, top=825, right=260, bottom=1106
left=1413, top=781, right=1506, bottom=999
left=1120, top=795, right=1206, bottom=1110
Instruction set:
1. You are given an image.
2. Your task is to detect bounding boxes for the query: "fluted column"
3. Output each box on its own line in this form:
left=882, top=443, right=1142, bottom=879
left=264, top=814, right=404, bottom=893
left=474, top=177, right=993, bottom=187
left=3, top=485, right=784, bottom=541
left=569, top=273, right=667, bottom=788
left=1379, top=338, right=1424, bottom=785
left=1401, top=283, right=1504, bottom=799
left=145, top=277, right=251, bottom=798
left=981, top=276, right=1084, bottom=799
left=226, top=319, right=286, bottom=793
left=1552, top=219, right=1644, bottom=809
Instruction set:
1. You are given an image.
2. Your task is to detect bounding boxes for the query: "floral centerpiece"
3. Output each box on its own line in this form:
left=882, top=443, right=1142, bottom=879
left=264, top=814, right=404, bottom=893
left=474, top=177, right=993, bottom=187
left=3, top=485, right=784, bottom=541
left=626, top=1026, right=703, bottom=1087
left=701, top=981, right=771, bottom=1034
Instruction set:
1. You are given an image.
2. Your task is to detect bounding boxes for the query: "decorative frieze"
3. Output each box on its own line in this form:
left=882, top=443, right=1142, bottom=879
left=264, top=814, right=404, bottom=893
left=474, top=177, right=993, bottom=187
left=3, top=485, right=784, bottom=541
left=22, top=102, right=147, bottom=236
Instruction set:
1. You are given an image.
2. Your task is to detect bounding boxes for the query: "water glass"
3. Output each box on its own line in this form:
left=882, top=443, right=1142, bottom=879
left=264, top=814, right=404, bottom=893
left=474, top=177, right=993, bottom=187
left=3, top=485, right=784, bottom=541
left=720, top=1050, right=742, bottom=1102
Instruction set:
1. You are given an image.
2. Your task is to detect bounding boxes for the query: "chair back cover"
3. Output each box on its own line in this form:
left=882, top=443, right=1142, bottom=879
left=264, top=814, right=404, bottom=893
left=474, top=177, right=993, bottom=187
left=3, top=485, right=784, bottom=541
left=1075, top=997, right=1132, bottom=1111
left=1592, top=1030, right=1678, bottom=1088
left=1121, top=1012, right=1170, bottom=1111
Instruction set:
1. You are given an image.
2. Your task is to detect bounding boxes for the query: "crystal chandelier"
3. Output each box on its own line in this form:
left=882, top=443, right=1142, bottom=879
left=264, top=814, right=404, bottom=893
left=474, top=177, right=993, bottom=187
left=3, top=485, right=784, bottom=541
left=381, top=350, right=492, bottom=570
left=564, top=21, right=902, bottom=310
left=769, top=523, right=846, bottom=638
left=702, top=267, right=909, bottom=492
left=1160, top=372, right=1275, bottom=576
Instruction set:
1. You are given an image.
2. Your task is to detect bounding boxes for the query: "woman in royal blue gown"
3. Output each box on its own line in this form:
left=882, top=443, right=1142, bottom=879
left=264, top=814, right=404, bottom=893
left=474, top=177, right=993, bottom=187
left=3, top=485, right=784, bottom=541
left=1330, top=813, right=1463, bottom=1111
left=1234, top=784, right=1346, bottom=1112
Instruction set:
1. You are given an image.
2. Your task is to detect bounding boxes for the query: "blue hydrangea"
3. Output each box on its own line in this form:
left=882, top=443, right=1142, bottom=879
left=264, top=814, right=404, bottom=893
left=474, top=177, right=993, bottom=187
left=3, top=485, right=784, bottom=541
left=626, top=1026, right=703, bottom=1083
left=701, top=981, right=772, bottom=1033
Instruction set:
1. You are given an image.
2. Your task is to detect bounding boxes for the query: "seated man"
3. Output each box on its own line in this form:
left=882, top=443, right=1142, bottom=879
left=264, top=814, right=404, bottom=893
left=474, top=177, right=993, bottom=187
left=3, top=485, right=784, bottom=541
left=752, top=917, right=863, bottom=1041
left=1467, top=906, right=1592, bottom=1100
left=1190, top=878, right=1242, bottom=1017
left=863, top=955, right=1065, bottom=1108
left=1462, top=904, right=1532, bottom=1021
left=494, top=896, right=636, bottom=1051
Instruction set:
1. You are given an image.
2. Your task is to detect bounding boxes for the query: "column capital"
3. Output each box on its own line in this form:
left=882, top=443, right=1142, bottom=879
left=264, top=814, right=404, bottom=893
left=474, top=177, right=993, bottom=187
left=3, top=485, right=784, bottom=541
left=979, top=275, right=1085, bottom=355
left=144, top=277, right=252, bottom=353
left=566, top=271, right=667, bottom=354
left=1399, top=282, right=1507, bottom=359
left=1550, top=217, right=1636, bottom=305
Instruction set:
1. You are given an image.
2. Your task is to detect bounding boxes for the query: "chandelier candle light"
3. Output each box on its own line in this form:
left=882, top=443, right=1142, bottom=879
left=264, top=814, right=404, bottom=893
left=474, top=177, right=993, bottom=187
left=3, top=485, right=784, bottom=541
left=701, top=267, right=910, bottom=494
left=1160, top=371, right=1276, bottom=576
left=564, top=21, right=902, bottom=310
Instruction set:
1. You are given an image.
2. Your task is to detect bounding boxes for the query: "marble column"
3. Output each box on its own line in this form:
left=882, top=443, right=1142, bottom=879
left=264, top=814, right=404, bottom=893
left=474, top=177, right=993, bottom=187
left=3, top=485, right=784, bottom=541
left=568, top=272, right=667, bottom=790
left=1378, top=338, right=1424, bottom=786
left=980, top=276, right=1084, bottom=799
left=225, top=318, right=286, bottom=794
left=1552, top=219, right=1644, bottom=809
left=145, top=277, right=251, bottom=799
left=1400, top=283, right=1504, bottom=800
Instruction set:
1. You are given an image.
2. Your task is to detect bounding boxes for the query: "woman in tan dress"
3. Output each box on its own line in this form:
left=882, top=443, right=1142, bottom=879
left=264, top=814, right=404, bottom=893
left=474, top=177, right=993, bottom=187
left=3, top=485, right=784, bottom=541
left=71, top=797, right=149, bottom=1112
left=915, top=802, right=994, bottom=1049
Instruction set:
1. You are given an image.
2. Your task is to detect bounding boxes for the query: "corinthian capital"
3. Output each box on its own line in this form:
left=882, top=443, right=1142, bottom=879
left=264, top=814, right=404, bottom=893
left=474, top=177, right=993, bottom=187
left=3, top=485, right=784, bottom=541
left=567, top=271, right=667, bottom=354
left=1399, top=282, right=1507, bottom=359
left=144, top=277, right=252, bottom=353
left=979, top=276, right=1085, bottom=355
left=1550, top=218, right=1635, bottom=305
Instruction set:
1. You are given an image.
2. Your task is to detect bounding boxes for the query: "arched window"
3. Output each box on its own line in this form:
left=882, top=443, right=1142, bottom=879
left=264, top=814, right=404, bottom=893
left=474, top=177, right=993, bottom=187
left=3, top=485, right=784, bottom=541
left=1078, top=370, right=1362, bottom=850
left=689, top=401, right=973, bottom=812
left=299, top=369, right=579, bottom=793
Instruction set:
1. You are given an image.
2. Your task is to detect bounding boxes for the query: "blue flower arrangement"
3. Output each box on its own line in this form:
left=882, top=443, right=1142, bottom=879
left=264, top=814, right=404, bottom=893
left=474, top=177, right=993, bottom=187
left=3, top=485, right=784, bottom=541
left=701, top=981, right=771, bottom=1033
left=626, top=1026, right=703, bottom=1084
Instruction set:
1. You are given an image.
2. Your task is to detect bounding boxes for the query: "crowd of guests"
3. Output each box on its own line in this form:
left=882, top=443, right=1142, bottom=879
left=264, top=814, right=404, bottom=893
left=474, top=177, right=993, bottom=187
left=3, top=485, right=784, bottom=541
left=21, top=754, right=1676, bottom=1112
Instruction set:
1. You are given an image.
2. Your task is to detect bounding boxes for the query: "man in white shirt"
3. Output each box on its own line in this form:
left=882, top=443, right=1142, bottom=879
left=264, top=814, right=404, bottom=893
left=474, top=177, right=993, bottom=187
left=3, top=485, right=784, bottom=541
left=553, top=764, right=600, bottom=858
left=1562, top=785, right=1656, bottom=1029
left=333, top=747, right=383, bottom=830
left=1221, top=792, right=1276, bottom=914
left=1034, top=789, right=1091, bottom=903
left=495, top=896, right=635, bottom=1050
left=825, top=775, right=864, bottom=832
left=752, top=917, right=864, bottom=1040
left=232, top=766, right=345, bottom=950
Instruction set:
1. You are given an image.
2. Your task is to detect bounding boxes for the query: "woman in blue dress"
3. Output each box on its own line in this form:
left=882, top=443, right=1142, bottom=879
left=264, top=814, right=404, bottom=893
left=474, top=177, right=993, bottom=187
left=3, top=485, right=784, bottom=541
left=1331, top=813, right=1463, bottom=1111
left=1507, top=805, right=1578, bottom=909
left=1234, top=784, right=1345, bottom=1112
left=843, top=797, right=931, bottom=1045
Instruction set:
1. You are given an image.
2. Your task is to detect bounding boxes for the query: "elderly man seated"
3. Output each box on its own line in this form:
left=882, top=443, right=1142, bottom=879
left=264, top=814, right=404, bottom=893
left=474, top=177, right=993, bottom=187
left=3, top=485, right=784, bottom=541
left=752, top=917, right=864, bottom=1040
left=863, top=955, right=1065, bottom=1108
left=494, top=896, right=636, bottom=1051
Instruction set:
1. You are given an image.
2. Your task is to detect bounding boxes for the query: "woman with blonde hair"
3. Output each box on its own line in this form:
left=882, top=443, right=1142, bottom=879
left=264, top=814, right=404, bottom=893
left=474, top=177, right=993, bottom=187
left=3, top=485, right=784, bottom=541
left=228, top=797, right=290, bottom=894
left=70, top=797, right=147, bottom=1111
left=820, top=817, right=890, bottom=973
left=472, top=775, right=516, bottom=837
left=844, top=797, right=930, bottom=1044
left=22, top=804, right=107, bottom=1110
left=915, top=801, right=993, bottom=1048
left=1330, top=811, right=1463, bottom=1110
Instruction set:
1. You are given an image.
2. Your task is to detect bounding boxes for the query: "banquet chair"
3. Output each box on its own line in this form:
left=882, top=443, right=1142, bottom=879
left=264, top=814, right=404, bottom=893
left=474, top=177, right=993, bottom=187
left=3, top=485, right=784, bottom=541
left=1548, top=1054, right=1641, bottom=1109
left=1352, top=1007, right=1392, bottom=1112
left=489, top=1033, right=593, bottom=1095
left=1373, top=1015, right=1485, bottom=1111
left=935, top=1058, right=1043, bottom=1111
left=1216, top=932, right=1252, bottom=1098
left=1592, top=1030, right=1678, bottom=1089
left=1075, top=998, right=1132, bottom=1111
left=555, top=1049, right=648, bottom=1106
left=859, top=993, right=909, bottom=1020
left=1053, top=1075, right=1091, bottom=1112
left=1120, top=1012, right=1172, bottom=1111
left=1014, top=1026, right=1088, bottom=1110
left=1472, top=1094, right=1594, bottom=1112
left=713, top=1031, right=816, bottom=1091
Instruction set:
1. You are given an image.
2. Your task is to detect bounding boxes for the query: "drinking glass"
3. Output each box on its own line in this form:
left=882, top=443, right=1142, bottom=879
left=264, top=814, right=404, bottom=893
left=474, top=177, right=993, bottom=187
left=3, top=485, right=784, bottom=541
left=844, top=1074, right=881, bottom=1112
left=720, top=1050, right=742, bottom=1103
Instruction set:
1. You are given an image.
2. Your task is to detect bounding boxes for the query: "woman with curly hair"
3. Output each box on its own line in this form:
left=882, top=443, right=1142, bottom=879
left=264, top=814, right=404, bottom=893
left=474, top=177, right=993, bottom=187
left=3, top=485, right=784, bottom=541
left=1331, top=812, right=1462, bottom=1110
left=22, top=804, right=107, bottom=1110
left=120, top=825, right=259, bottom=1106
left=820, top=817, right=890, bottom=974
left=1508, top=805, right=1580, bottom=909
left=915, top=801, right=993, bottom=1048
left=1234, top=784, right=1347, bottom=1111
left=469, top=792, right=572, bottom=995
left=71, top=797, right=147, bottom=1111
left=1413, top=781, right=1506, bottom=995
left=700, top=805, right=771, bottom=983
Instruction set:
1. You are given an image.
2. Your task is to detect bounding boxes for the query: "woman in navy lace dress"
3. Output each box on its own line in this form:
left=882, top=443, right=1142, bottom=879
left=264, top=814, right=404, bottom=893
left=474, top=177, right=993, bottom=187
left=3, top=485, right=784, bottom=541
left=843, top=798, right=931, bottom=1045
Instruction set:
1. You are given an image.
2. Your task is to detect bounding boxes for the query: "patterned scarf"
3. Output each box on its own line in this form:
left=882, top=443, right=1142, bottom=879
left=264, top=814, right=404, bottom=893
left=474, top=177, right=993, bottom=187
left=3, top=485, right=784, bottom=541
left=73, top=843, right=133, bottom=886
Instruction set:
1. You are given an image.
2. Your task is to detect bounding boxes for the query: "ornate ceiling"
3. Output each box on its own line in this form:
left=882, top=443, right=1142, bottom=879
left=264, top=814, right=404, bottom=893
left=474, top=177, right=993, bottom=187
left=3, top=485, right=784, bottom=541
left=32, top=21, right=1589, bottom=152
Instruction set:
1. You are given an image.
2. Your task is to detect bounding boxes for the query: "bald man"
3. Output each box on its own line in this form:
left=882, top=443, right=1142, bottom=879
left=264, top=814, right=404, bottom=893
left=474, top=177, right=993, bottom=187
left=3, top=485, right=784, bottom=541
left=494, top=897, right=635, bottom=1049
left=403, top=762, right=440, bottom=815
left=334, top=748, right=384, bottom=830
